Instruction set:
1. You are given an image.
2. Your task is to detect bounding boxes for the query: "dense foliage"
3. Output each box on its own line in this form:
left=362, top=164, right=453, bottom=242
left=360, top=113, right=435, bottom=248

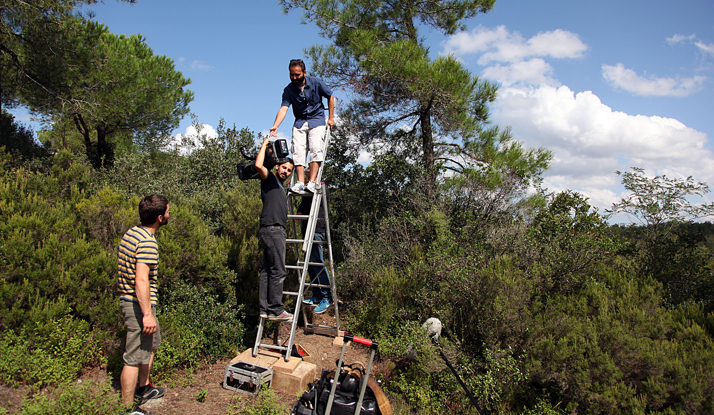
left=2, top=2, right=714, bottom=414
left=337, top=180, right=714, bottom=414
left=0, top=129, right=254, bottom=388
left=3, top=105, right=714, bottom=415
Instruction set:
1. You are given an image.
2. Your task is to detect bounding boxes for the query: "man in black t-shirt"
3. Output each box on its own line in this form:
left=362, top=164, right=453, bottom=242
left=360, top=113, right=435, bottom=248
left=255, top=137, right=294, bottom=321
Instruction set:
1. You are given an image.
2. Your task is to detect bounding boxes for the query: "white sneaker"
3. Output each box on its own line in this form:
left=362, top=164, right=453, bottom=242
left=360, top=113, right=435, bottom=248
left=306, top=181, right=318, bottom=193
left=290, top=182, right=307, bottom=194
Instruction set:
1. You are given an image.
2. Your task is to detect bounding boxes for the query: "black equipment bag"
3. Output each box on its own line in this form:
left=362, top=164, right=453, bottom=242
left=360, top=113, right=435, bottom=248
left=291, top=367, right=378, bottom=415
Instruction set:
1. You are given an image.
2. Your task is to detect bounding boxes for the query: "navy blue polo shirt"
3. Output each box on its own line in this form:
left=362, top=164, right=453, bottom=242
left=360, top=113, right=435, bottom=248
left=281, top=76, right=333, bottom=129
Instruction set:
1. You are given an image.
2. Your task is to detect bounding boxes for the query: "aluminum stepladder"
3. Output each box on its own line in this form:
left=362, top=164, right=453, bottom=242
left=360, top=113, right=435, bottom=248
left=253, top=127, right=341, bottom=361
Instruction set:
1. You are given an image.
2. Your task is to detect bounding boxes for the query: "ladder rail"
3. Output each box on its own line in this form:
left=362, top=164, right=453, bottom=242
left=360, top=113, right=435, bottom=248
left=284, top=188, right=322, bottom=359
left=320, top=190, right=340, bottom=332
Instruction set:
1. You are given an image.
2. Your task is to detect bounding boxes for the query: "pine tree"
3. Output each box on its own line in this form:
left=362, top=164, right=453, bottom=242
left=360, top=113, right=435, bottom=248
left=282, top=0, right=551, bottom=186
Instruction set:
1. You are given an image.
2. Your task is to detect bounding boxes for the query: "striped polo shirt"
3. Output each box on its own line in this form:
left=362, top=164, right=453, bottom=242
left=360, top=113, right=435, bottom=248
left=118, top=226, right=159, bottom=305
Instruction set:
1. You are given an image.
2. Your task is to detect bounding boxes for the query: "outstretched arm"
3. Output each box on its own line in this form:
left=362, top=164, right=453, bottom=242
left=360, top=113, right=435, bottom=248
left=270, top=106, right=289, bottom=137
left=255, top=138, right=271, bottom=180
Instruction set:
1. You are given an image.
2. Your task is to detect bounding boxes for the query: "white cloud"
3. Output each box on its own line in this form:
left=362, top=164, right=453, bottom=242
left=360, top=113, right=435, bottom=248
left=443, top=26, right=585, bottom=88
left=443, top=25, right=714, bottom=214
left=482, top=58, right=559, bottom=87
left=695, top=41, right=714, bottom=57
left=667, top=34, right=697, bottom=45
left=168, top=123, right=217, bottom=155
left=357, top=150, right=373, bottom=164
left=492, top=84, right=714, bottom=209
left=177, top=57, right=214, bottom=71
left=602, top=63, right=707, bottom=96
left=190, top=60, right=214, bottom=71
left=443, top=26, right=587, bottom=65
left=667, top=33, right=714, bottom=57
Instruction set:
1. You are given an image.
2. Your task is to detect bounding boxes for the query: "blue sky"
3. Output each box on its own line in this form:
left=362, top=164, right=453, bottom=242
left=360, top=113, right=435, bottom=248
left=11, top=0, right=714, bottom=219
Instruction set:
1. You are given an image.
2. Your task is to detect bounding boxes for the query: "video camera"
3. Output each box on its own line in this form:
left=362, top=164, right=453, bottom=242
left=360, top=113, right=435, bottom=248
left=236, top=138, right=290, bottom=181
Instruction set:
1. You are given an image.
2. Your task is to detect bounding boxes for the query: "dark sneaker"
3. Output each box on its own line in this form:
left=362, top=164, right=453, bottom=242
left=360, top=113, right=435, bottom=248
left=260, top=311, right=268, bottom=319
left=135, top=382, right=164, bottom=405
left=269, top=311, right=293, bottom=321
left=314, top=298, right=331, bottom=314
left=127, top=404, right=154, bottom=415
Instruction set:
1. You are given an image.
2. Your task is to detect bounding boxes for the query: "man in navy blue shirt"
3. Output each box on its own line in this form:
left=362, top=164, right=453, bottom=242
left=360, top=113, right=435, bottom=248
left=270, top=59, right=335, bottom=195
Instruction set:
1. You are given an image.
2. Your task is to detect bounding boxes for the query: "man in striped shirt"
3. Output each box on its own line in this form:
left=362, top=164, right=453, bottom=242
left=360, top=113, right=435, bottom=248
left=118, top=194, right=169, bottom=414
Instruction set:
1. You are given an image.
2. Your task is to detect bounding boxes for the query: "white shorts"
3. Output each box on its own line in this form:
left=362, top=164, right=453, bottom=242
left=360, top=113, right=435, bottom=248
left=291, top=122, right=325, bottom=167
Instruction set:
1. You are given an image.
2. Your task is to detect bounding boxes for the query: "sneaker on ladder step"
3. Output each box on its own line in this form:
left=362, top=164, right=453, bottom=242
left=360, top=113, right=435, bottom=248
left=269, top=311, right=293, bottom=321
left=314, top=298, right=331, bottom=314
left=306, top=181, right=318, bottom=193
left=303, top=296, right=319, bottom=305
left=290, top=182, right=308, bottom=195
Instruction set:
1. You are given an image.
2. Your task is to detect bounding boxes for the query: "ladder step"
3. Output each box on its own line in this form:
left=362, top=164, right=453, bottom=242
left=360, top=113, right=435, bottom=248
left=288, top=214, right=310, bottom=220
left=302, top=283, right=331, bottom=289
left=304, top=325, right=341, bottom=336
left=259, top=343, right=288, bottom=352
left=283, top=291, right=300, bottom=296
left=306, top=323, right=339, bottom=330
left=286, top=263, right=328, bottom=271
left=289, top=260, right=328, bottom=267
left=287, top=239, right=328, bottom=245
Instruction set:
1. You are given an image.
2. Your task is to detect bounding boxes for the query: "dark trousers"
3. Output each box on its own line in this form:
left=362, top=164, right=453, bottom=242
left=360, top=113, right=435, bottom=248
left=259, top=226, right=287, bottom=315
left=302, top=221, right=332, bottom=301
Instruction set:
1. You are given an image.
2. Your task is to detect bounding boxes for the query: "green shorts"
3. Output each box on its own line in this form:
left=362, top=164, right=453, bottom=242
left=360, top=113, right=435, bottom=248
left=121, top=300, right=161, bottom=366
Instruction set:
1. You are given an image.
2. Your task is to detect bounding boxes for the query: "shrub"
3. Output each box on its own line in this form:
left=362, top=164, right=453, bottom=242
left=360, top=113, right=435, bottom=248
left=18, top=380, right=125, bottom=415
left=0, top=156, right=118, bottom=333
left=226, top=387, right=289, bottom=415
left=156, top=200, right=237, bottom=296
left=0, top=314, right=104, bottom=387
left=153, top=281, right=245, bottom=378
left=525, top=266, right=714, bottom=414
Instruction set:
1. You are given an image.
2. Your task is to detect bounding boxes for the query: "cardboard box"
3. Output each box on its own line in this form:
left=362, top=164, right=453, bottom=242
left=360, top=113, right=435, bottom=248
left=272, top=361, right=317, bottom=396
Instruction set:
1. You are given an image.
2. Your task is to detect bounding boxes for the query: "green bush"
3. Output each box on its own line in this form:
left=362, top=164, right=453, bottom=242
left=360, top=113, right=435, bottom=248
left=227, top=387, right=289, bottom=415
left=0, top=156, right=118, bottom=333
left=525, top=266, right=714, bottom=414
left=156, top=199, right=237, bottom=295
left=18, top=380, right=125, bottom=415
left=337, top=184, right=714, bottom=413
left=0, top=314, right=104, bottom=387
left=153, top=281, right=245, bottom=378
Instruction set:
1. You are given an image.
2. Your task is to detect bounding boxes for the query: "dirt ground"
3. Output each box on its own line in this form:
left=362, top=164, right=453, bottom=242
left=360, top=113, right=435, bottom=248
left=1, top=312, right=393, bottom=415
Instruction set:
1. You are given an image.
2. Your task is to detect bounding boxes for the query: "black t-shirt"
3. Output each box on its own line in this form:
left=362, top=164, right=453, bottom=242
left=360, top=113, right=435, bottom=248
left=260, top=172, right=287, bottom=228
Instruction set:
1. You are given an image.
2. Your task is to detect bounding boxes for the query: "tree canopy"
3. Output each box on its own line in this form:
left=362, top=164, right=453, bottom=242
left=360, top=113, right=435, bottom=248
left=282, top=0, right=551, bottom=185
left=2, top=1, right=191, bottom=167
left=609, top=167, right=714, bottom=240
left=24, top=20, right=193, bottom=167
left=0, top=0, right=134, bottom=111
